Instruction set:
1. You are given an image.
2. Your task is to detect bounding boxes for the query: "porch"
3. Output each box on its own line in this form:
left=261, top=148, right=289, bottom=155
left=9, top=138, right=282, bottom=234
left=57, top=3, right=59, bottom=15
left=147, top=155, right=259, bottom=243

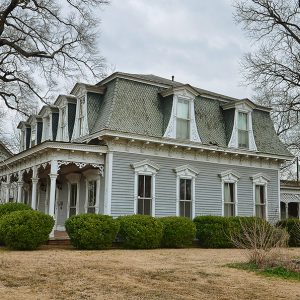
left=0, top=142, right=110, bottom=236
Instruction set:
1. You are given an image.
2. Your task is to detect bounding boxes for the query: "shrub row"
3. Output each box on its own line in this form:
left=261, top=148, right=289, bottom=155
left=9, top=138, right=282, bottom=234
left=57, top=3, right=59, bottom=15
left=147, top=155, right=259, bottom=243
left=277, top=219, right=300, bottom=247
left=0, top=203, right=54, bottom=250
left=65, top=214, right=197, bottom=250
left=193, top=216, right=273, bottom=248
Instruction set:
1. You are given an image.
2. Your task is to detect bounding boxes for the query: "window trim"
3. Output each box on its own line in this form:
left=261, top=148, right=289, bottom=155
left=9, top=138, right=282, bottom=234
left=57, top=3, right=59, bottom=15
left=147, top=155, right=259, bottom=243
left=174, top=165, right=199, bottom=219
left=66, top=173, right=81, bottom=218
left=251, top=173, right=270, bottom=220
left=163, top=89, right=201, bottom=142
left=219, top=170, right=240, bottom=217
left=83, top=169, right=101, bottom=214
left=132, top=159, right=160, bottom=217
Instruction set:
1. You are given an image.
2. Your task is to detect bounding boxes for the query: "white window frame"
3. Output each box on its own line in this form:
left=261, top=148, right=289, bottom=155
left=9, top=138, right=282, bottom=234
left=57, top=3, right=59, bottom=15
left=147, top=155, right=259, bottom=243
left=30, top=122, right=37, bottom=147
left=83, top=169, right=101, bottom=214
left=132, top=159, right=160, bottom=217
left=66, top=173, right=81, bottom=218
left=227, top=102, right=257, bottom=151
left=163, top=88, right=201, bottom=142
left=57, top=106, right=68, bottom=141
left=251, top=173, right=270, bottom=220
left=174, top=165, right=199, bottom=219
left=219, top=170, right=240, bottom=217
left=42, top=115, right=52, bottom=142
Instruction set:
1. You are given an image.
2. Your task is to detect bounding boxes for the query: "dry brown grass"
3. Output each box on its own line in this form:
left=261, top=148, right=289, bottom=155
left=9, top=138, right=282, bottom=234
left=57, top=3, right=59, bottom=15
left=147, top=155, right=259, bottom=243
left=0, top=246, right=299, bottom=300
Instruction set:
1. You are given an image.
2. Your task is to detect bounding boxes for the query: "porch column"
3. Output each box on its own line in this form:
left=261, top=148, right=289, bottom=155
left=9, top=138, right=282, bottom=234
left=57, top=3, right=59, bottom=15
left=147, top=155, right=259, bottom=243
left=49, top=160, right=58, bottom=237
left=17, top=180, right=23, bottom=203
left=104, top=152, right=113, bottom=215
left=5, top=174, right=11, bottom=203
left=31, top=166, right=38, bottom=210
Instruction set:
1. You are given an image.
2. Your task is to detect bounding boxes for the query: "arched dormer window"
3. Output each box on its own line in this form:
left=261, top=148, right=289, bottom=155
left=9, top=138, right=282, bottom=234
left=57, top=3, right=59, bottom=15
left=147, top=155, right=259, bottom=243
left=161, top=85, right=201, bottom=142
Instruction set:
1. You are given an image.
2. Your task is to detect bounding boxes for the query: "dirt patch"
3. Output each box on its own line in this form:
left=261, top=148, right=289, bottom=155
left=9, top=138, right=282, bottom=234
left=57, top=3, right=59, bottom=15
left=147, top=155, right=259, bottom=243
left=0, top=247, right=299, bottom=299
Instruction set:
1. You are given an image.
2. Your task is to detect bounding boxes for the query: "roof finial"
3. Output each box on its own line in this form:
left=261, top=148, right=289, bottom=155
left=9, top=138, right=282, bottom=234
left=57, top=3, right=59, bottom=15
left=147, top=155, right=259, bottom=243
left=171, top=75, right=174, bottom=81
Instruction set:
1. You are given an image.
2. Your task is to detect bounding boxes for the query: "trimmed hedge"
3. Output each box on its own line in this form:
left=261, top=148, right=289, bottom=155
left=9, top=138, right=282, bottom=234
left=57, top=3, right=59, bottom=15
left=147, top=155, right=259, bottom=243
left=0, top=202, right=31, bottom=219
left=160, top=216, right=196, bottom=248
left=193, top=216, right=268, bottom=248
left=117, top=215, right=163, bottom=249
left=0, top=210, right=54, bottom=250
left=65, top=214, right=120, bottom=250
left=277, top=219, right=300, bottom=247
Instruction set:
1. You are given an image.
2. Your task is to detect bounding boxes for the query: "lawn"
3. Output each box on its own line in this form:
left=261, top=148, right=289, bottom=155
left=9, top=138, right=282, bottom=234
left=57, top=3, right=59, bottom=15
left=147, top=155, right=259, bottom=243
left=0, top=247, right=299, bottom=300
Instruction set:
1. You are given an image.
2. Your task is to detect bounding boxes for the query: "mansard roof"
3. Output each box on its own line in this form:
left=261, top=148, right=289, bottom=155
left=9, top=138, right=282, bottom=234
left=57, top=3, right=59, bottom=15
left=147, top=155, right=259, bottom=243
left=89, top=72, right=290, bottom=157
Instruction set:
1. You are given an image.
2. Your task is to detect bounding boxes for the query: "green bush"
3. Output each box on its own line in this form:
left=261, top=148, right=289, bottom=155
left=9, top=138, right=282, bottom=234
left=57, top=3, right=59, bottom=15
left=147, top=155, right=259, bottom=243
left=117, top=215, right=163, bottom=249
left=0, top=202, right=31, bottom=219
left=160, top=216, right=196, bottom=248
left=193, top=216, right=267, bottom=248
left=0, top=210, right=54, bottom=250
left=65, top=214, right=120, bottom=250
left=277, top=219, right=300, bottom=247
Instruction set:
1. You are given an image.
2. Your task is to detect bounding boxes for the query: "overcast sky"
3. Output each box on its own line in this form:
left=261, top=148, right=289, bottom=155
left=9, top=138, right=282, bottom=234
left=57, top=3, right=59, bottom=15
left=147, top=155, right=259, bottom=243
left=98, top=0, right=253, bottom=99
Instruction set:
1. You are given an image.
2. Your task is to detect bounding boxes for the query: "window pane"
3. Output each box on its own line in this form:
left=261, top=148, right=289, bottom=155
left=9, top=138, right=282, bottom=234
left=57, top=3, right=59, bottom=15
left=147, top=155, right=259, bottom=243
left=238, top=130, right=249, bottom=148
left=180, top=201, right=191, bottom=218
left=180, top=179, right=185, bottom=200
left=224, top=203, right=235, bottom=217
left=69, top=207, right=76, bottom=217
left=87, top=207, right=95, bottom=214
left=88, top=181, right=96, bottom=207
left=186, top=179, right=192, bottom=200
left=144, top=198, right=151, bottom=215
left=138, top=175, right=145, bottom=198
left=144, top=175, right=152, bottom=198
left=138, top=198, right=144, bottom=215
left=238, top=112, right=247, bottom=130
left=260, top=186, right=265, bottom=204
left=176, top=119, right=190, bottom=139
left=255, top=205, right=265, bottom=219
left=224, top=183, right=234, bottom=203
left=177, top=99, right=189, bottom=119
left=70, top=184, right=77, bottom=207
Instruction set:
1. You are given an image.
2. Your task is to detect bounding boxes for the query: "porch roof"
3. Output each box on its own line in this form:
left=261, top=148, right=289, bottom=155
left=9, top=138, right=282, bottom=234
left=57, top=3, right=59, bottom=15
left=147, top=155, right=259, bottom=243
left=0, top=141, right=107, bottom=170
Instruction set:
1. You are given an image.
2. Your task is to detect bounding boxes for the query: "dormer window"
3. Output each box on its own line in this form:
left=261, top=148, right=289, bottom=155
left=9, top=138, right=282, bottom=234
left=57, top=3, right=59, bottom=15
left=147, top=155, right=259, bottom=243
left=31, top=124, right=36, bottom=147
left=238, top=112, right=249, bottom=148
left=223, top=99, right=257, bottom=151
left=60, top=107, right=67, bottom=140
left=44, top=116, right=51, bottom=141
left=79, top=97, right=85, bottom=136
left=176, top=99, right=190, bottom=139
left=161, top=85, right=201, bottom=142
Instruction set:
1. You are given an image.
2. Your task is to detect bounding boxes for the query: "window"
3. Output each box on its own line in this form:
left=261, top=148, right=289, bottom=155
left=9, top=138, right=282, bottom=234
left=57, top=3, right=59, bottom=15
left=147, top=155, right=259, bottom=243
left=69, top=183, right=77, bottom=217
left=251, top=173, right=269, bottom=220
left=238, top=112, right=249, bottom=148
left=79, top=98, right=85, bottom=136
left=60, top=107, right=67, bottom=140
left=87, top=180, right=96, bottom=213
left=179, top=178, right=192, bottom=218
left=224, top=182, right=235, bottom=217
left=137, top=175, right=152, bottom=215
left=176, top=99, right=190, bottom=139
left=255, top=185, right=266, bottom=219
left=31, top=124, right=36, bottom=146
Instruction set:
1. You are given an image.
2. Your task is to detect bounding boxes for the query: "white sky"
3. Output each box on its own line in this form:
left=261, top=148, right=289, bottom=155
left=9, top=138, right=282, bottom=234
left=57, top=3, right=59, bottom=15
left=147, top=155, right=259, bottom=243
left=98, top=0, right=253, bottom=99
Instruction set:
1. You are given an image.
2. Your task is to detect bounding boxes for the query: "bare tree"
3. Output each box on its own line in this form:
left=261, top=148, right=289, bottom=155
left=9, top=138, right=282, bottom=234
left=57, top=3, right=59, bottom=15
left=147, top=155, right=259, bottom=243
left=0, top=0, right=109, bottom=115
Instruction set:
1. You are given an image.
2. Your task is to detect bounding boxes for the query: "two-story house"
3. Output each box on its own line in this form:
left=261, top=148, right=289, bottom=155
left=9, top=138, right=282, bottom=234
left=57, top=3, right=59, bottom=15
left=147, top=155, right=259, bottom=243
left=0, top=72, right=292, bottom=234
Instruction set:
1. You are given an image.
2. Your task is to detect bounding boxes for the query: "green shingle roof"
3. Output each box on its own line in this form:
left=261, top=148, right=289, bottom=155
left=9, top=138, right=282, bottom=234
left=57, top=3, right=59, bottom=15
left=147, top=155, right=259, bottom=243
left=89, top=72, right=290, bottom=157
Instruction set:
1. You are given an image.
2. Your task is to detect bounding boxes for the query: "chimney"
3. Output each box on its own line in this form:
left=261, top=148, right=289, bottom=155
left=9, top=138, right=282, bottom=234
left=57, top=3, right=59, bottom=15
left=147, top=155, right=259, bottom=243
left=171, top=75, right=174, bottom=81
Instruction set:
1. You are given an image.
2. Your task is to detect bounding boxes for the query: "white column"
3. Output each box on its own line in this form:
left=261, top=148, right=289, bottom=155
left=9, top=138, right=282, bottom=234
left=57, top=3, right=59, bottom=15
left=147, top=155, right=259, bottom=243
left=5, top=174, right=11, bottom=203
left=31, top=166, right=38, bottom=210
left=96, top=176, right=101, bottom=214
left=17, top=182, right=23, bottom=203
left=104, top=152, right=113, bottom=215
left=286, top=202, right=289, bottom=220
left=49, top=160, right=58, bottom=237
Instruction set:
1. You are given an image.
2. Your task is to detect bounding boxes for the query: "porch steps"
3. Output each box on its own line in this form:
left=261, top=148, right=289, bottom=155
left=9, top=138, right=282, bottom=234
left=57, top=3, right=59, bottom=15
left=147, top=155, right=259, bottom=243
left=47, top=230, right=70, bottom=246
